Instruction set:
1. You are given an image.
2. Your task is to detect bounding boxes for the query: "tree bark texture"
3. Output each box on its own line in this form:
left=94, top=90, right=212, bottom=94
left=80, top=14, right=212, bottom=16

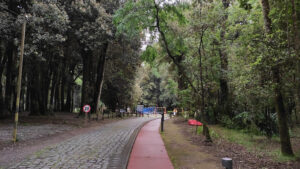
left=4, top=42, right=17, bottom=115
left=218, top=0, right=232, bottom=118
left=0, top=40, right=7, bottom=117
left=95, top=43, right=108, bottom=115
left=290, top=0, right=300, bottom=124
left=260, top=0, right=294, bottom=156
left=29, top=61, right=47, bottom=115
left=80, top=43, right=108, bottom=117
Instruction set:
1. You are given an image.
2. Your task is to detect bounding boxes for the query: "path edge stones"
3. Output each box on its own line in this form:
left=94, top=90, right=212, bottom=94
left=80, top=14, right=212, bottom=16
left=108, top=118, right=158, bottom=169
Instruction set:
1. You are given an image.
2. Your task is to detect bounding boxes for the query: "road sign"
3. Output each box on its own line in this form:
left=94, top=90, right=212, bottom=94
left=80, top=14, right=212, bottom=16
left=136, top=105, right=144, bottom=113
left=83, top=105, right=91, bottom=113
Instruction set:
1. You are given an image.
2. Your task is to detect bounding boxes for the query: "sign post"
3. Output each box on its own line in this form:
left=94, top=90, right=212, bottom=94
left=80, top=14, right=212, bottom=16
left=13, top=19, right=26, bottom=143
left=136, top=105, right=144, bottom=117
left=83, top=105, right=91, bottom=124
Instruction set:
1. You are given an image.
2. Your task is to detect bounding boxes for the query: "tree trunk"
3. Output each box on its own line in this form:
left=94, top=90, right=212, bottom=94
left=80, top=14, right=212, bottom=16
left=218, top=0, right=232, bottom=118
left=177, top=55, right=187, bottom=90
left=26, top=74, right=30, bottom=111
left=272, top=66, right=294, bottom=155
left=39, top=62, right=49, bottom=114
left=0, top=40, right=7, bottom=117
left=261, top=0, right=272, bottom=34
left=29, top=62, right=47, bottom=115
left=80, top=50, right=94, bottom=116
left=61, top=74, right=66, bottom=111
left=4, top=42, right=17, bottom=115
left=50, top=72, right=57, bottom=113
left=70, top=87, right=74, bottom=113
left=29, top=63, right=40, bottom=116
left=23, top=73, right=28, bottom=111
left=260, top=0, right=294, bottom=156
left=65, top=63, right=75, bottom=113
left=290, top=0, right=300, bottom=124
left=95, top=43, right=108, bottom=115
left=44, top=57, right=53, bottom=112
left=66, top=83, right=72, bottom=112
left=198, top=26, right=212, bottom=142
left=55, top=82, right=60, bottom=111
left=60, top=56, right=68, bottom=112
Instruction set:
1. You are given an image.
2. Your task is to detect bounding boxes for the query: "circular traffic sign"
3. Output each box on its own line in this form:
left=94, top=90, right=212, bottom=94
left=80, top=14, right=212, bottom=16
left=83, top=104, right=91, bottom=113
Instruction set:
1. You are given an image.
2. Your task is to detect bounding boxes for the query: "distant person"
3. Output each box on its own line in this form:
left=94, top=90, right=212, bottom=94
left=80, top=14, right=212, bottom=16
left=127, top=107, right=131, bottom=113
left=173, top=108, right=177, bottom=116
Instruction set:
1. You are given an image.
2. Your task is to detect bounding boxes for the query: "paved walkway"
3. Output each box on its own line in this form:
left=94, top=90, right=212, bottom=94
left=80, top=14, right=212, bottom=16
left=7, top=117, right=155, bottom=169
left=128, top=119, right=174, bottom=169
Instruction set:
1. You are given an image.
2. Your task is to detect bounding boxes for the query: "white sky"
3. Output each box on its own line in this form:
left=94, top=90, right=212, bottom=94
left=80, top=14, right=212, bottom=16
left=141, top=29, right=159, bottom=51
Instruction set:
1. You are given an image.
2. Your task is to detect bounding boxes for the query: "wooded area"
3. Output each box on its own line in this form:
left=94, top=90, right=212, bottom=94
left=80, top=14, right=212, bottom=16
left=0, top=0, right=141, bottom=117
left=0, top=0, right=299, bottom=157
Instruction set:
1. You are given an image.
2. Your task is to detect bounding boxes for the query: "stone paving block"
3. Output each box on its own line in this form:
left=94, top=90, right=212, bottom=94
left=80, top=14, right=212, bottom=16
left=8, top=118, right=155, bottom=169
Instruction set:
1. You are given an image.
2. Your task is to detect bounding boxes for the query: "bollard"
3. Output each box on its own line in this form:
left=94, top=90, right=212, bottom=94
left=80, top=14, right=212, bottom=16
left=161, top=112, right=164, bottom=132
left=221, top=157, right=232, bottom=169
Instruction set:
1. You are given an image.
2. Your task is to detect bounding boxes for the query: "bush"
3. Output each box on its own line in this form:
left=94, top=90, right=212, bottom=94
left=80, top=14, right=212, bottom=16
left=218, top=115, right=235, bottom=129
left=219, top=111, right=278, bottom=138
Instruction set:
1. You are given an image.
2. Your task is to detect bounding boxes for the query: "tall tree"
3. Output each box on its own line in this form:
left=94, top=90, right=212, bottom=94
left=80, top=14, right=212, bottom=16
left=260, top=0, right=294, bottom=156
left=290, top=0, right=300, bottom=124
left=218, top=0, right=232, bottom=118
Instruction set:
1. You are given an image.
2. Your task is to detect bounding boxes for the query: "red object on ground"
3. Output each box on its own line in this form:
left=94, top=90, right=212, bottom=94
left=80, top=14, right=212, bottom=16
left=188, top=119, right=203, bottom=126
left=127, top=119, right=174, bottom=169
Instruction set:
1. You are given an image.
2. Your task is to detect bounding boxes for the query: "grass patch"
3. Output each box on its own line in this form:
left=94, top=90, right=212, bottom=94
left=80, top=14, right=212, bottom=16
left=210, top=125, right=300, bottom=162
left=210, top=125, right=266, bottom=150
left=196, top=125, right=220, bottom=138
left=269, top=149, right=300, bottom=162
left=197, top=126, right=220, bottom=138
left=21, top=123, right=31, bottom=126
left=196, top=126, right=203, bottom=135
left=210, top=129, right=220, bottom=139
left=160, top=131, right=179, bottom=169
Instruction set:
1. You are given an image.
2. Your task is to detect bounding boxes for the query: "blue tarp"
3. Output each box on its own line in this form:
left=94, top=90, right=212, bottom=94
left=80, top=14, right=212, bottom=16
left=142, top=107, right=156, bottom=114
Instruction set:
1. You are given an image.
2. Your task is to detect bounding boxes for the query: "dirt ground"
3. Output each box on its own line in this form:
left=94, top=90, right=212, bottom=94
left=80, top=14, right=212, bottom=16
left=162, top=117, right=300, bottom=169
left=162, top=118, right=222, bottom=169
left=0, top=112, right=126, bottom=167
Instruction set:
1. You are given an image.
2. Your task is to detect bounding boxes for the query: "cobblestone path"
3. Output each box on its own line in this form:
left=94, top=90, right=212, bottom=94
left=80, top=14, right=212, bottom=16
left=8, top=117, right=155, bottom=169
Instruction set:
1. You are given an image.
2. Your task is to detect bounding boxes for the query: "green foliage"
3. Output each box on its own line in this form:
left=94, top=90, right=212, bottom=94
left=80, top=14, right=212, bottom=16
left=25, top=2, right=69, bottom=59
left=0, top=0, right=142, bottom=116
left=196, top=126, right=203, bottom=135
left=113, top=0, right=154, bottom=38
left=219, top=111, right=278, bottom=137
left=269, top=149, right=299, bottom=162
left=113, top=2, right=300, bottom=154
left=211, top=125, right=268, bottom=151
left=238, top=0, right=252, bottom=10
left=75, top=78, right=82, bottom=86
left=141, top=46, right=158, bottom=65
left=71, top=0, right=113, bottom=51
left=178, top=88, right=194, bottom=109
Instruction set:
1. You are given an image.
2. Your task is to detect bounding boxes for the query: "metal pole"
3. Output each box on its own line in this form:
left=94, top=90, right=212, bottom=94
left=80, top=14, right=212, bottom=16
left=13, top=20, right=26, bottom=143
left=161, top=113, right=164, bottom=132
left=161, top=107, right=166, bottom=132
left=85, top=112, right=88, bottom=125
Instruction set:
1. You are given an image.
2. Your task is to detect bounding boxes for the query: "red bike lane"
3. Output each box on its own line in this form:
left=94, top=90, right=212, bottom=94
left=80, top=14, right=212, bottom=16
left=127, top=119, right=174, bottom=169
